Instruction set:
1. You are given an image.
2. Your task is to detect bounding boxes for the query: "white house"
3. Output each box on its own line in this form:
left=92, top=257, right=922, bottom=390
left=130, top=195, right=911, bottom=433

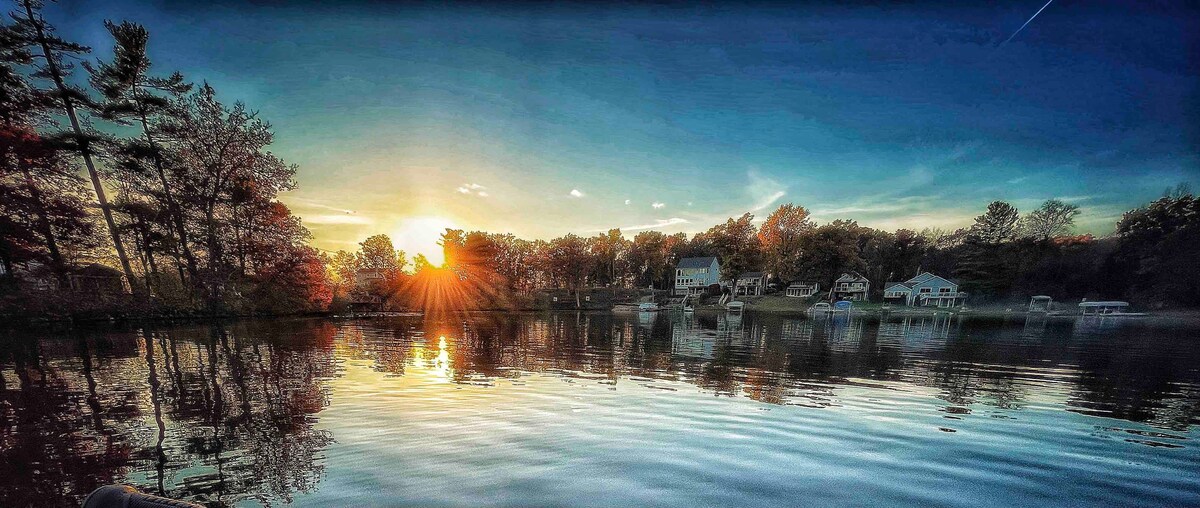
left=734, top=272, right=766, bottom=296
left=674, top=257, right=721, bottom=296
left=832, top=272, right=870, bottom=301
left=883, top=272, right=966, bottom=308
left=786, top=282, right=819, bottom=298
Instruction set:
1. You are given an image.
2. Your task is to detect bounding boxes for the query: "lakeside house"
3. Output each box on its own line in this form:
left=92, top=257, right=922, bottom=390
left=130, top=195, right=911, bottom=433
left=883, top=272, right=967, bottom=308
left=674, top=256, right=721, bottom=296
left=786, top=282, right=819, bottom=298
left=832, top=272, right=870, bottom=301
left=734, top=272, right=766, bottom=296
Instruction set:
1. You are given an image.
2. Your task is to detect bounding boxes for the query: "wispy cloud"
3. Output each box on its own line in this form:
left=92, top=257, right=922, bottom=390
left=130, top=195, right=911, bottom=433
left=624, top=199, right=631, bottom=205
left=569, top=189, right=585, bottom=198
left=600, top=217, right=689, bottom=232
left=652, top=202, right=665, bottom=209
left=746, top=170, right=786, bottom=212
left=1007, top=176, right=1030, bottom=185
left=302, top=214, right=375, bottom=225
left=456, top=183, right=488, bottom=197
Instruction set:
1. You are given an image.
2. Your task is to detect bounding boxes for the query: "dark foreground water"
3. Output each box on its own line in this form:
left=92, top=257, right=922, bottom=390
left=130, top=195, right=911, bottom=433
left=1, top=312, right=1198, bottom=507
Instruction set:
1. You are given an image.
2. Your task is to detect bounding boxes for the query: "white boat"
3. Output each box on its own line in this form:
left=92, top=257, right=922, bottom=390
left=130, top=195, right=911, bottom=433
left=1078, top=300, right=1146, bottom=317
left=809, top=302, right=832, bottom=314
left=638, top=302, right=660, bottom=312
left=726, top=301, right=745, bottom=312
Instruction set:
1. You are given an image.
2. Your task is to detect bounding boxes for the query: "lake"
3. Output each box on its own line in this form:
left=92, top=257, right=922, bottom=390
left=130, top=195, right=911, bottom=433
left=1, top=311, right=1198, bottom=507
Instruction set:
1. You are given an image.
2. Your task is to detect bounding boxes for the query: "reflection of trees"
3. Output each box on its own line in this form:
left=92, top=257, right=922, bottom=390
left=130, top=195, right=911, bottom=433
left=0, top=320, right=338, bottom=507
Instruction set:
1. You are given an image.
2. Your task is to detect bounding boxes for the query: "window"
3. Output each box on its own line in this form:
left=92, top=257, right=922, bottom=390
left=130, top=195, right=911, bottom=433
left=939, top=287, right=953, bottom=294
left=919, top=287, right=932, bottom=293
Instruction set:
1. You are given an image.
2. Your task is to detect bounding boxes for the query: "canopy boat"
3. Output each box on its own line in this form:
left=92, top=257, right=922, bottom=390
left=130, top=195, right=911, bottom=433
left=1078, top=300, right=1146, bottom=317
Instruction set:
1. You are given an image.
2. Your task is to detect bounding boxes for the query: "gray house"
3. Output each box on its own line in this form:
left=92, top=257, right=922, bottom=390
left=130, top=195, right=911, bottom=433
left=883, top=272, right=966, bottom=308
left=832, top=272, right=870, bottom=301
left=674, top=257, right=721, bottom=296
left=786, top=282, right=819, bottom=298
left=734, top=272, right=766, bottom=296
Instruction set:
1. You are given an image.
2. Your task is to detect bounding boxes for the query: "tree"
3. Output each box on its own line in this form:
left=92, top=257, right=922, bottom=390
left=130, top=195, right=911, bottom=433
left=588, top=228, right=628, bottom=287
left=1108, top=191, right=1200, bottom=307
left=88, top=20, right=198, bottom=284
left=544, top=234, right=592, bottom=307
left=758, top=203, right=814, bottom=283
left=968, top=201, right=1020, bottom=244
left=1021, top=199, right=1080, bottom=241
left=702, top=213, right=761, bottom=285
left=8, top=0, right=138, bottom=290
left=357, top=234, right=406, bottom=273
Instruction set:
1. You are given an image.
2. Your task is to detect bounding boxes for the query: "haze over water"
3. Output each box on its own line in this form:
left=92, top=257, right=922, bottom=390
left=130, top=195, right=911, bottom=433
left=2, top=312, right=1198, bottom=507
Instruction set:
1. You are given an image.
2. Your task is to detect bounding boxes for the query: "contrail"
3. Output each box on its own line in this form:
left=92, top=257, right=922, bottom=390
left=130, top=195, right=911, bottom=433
left=999, top=0, right=1055, bottom=48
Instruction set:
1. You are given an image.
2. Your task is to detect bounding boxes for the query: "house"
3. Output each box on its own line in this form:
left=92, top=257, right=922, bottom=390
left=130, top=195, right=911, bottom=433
left=882, top=272, right=966, bottom=308
left=785, top=282, right=819, bottom=298
left=734, top=272, right=766, bottom=296
left=67, top=263, right=127, bottom=294
left=674, top=257, right=721, bottom=296
left=831, top=272, right=869, bottom=301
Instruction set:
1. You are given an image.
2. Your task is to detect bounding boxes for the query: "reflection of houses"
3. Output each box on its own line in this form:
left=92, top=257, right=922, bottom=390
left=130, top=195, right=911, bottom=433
left=831, top=272, right=869, bottom=301
left=734, top=272, right=766, bottom=296
left=882, top=272, right=966, bottom=308
left=674, top=257, right=721, bottom=296
left=786, top=282, right=819, bottom=298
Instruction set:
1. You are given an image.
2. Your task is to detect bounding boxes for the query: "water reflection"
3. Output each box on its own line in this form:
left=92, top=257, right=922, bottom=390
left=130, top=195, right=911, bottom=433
left=1, top=312, right=1198, bottom=507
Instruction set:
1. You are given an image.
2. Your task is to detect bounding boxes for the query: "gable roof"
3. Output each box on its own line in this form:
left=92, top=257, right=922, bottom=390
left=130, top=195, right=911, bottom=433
left=738, top=271, right=764, bottom=279
left=835, top=271, right=868, bottom=283
left=788, top=281, right=818, bottom=288
left=678, top=257, right=718, bottom=269
left=904, top=271, right=955, bottom=286
left=884, top=281, right=911, bottom=291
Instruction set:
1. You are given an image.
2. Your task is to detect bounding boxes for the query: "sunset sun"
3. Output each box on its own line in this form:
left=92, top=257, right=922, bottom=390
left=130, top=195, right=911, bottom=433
left=391, top=216, right=457, bottom=267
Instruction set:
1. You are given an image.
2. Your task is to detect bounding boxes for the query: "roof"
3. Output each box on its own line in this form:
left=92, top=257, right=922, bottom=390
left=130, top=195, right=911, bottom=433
left=71, top=263, right=123, bottom=277
left=677, top=257, right=718, bottom=269
left=905, top=272, right=955, bottom=286
left=1079, top=301, right=1129, bottom=307
left=788, top=282, right=817, bottom=287
left=835, top=271, right=868, bottom=283
left=884, top=281, right=911, bottom=290
left=738, top=271, right=765, bottom=279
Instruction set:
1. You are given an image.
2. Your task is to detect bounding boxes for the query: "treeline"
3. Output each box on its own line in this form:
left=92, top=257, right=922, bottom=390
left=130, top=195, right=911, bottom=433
left=325, top=187, right=1199, bottom=311
left=0, top=2, right=329, bottom=316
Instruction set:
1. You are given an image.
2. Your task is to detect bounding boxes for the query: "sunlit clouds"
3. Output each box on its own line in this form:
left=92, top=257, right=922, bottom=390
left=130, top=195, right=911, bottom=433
left=569, top=189, right=585, bottom=198
left=456, top=183, right=488, bottom=197
left=652, top=202, right=665, bottom=209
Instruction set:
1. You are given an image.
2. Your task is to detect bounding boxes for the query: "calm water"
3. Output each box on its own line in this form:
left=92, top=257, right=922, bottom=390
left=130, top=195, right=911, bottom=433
left=2, top=312, right=1199, bottom=507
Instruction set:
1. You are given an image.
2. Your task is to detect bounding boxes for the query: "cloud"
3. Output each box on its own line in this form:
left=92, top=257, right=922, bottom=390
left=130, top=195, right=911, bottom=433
left=624, top=199, right=631, bottom=205
left=569, top=189, right=585, bottom=198
left=301, top=214, right=375, bottom=225
left=652, top=202, right=665, bottom=209
left=602, top=217, right=689, bottom=232
left=746, top=170, right=787, bottom=212
left=456, top=183, right=488, bottom=197
left=1007, top=176, right=1030, bottom=185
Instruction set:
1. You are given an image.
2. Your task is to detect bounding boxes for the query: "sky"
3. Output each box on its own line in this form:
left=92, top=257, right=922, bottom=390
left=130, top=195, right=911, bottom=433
left=49, top=0, right=1200, bottom=264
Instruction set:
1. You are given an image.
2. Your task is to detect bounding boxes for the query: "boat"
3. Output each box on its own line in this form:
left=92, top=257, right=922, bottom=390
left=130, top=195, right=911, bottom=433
left=637, top=302, right=660, bottom=312
left=809, top=302, right=832, bottom=314
left=726, top=301, right=745, bottom=312
left=1077, top=300, right=1146, bottom=317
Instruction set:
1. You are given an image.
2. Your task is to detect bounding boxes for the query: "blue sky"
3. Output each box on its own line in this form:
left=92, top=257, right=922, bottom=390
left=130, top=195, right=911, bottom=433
left=49, top=1, right=1199, bottom=260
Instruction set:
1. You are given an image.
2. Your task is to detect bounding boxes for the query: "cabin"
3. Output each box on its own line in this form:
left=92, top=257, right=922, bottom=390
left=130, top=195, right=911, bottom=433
left=734, top=272, right=766, bottom=296
left=831, top=272, right=869, bottom=301
left=786, top=282, right=819, bottom=298
left=883, top=272, right=965, bottom=308
left=674, top=257, right=721, bottom=296
left=67, top=263, right=127, bottom=295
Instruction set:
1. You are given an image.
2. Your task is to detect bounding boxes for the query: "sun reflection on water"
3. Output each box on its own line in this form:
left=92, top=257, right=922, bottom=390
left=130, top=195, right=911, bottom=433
left=412, top=335, right=454, bottom=380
